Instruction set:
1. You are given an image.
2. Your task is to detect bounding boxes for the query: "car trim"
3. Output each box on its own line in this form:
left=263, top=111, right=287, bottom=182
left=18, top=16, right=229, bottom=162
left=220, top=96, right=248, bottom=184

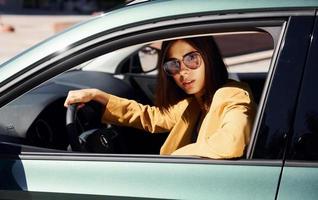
left=0, top=141, right=283, bottom=166
left=12, top=152, right=283, bottom=166
left=246, top=21, right=288, bottom=159
left=284, top=161, right=318, bottom=168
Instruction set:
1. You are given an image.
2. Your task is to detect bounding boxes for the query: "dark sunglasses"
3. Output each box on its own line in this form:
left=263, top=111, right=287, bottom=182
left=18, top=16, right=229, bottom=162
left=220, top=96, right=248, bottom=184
left=163, top=51, right=202, bottom=76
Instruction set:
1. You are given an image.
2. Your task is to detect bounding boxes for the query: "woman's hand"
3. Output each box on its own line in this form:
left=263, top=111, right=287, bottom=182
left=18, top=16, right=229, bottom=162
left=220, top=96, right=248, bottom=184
left=64, top=88, right=110, bottom=107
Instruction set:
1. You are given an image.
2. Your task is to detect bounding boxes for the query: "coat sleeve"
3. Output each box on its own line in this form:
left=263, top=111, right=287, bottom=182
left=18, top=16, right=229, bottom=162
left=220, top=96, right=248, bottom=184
left=172, top=86, right=256, bottom=159
left=102, top=95, right=188, bottom=133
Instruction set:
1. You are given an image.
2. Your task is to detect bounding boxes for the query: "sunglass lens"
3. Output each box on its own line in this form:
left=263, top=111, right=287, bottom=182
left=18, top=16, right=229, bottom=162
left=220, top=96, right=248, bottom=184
left=164, top=60, right=180, bottom=76
left=184, top=52, right=201, bottom=69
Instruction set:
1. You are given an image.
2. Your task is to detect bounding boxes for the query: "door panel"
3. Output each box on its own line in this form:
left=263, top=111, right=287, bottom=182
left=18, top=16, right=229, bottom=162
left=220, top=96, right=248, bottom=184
left=277, top=163, right=318, bottom=200
left=0, top=156, right=281, bottom=199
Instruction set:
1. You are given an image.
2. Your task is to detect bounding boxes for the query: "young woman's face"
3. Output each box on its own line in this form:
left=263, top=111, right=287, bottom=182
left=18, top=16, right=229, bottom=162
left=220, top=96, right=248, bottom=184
left=167, top=40, right=206, bottom=96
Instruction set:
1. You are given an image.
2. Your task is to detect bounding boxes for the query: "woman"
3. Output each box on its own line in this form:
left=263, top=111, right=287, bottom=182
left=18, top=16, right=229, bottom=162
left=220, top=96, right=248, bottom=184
left=64, top=36, right=256, bottom=159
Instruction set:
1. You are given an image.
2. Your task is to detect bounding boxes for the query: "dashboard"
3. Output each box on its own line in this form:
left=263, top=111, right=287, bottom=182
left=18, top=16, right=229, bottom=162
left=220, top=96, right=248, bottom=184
left=0, top=70, right=138, bottom=150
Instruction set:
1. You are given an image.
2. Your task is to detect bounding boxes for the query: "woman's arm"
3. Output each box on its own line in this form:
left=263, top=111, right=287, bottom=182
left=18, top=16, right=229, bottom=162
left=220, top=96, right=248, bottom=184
left=64, top=88, right=110, bottom=107
left=64, top=88, right=188, bottom=133
left=103, top=95, right=188, bottom=133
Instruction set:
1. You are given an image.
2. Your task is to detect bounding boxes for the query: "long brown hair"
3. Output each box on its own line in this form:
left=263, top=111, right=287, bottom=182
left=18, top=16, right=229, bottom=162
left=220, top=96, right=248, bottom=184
left=155, top=36, right=228, bottom=110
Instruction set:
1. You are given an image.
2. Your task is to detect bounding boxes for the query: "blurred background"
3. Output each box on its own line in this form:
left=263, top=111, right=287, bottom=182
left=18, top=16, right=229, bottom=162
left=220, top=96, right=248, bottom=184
left=0, top=0, right=127, bottom=64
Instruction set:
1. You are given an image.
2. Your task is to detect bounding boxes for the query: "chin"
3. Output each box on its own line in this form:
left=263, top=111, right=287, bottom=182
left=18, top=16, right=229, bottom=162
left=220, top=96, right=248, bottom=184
left=184, top=89, right=199, bottom=95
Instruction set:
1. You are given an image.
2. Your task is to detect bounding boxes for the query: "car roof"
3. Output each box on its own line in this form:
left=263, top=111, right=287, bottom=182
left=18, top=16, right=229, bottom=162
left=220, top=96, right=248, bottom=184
left=0, top=0, right=317, bottom=83
left=125, top=0, right=318, bottom=12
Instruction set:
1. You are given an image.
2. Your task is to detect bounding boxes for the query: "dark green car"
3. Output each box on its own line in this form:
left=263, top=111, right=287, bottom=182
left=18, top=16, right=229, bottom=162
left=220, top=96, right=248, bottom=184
left=1, top=0, right=318, bottom=199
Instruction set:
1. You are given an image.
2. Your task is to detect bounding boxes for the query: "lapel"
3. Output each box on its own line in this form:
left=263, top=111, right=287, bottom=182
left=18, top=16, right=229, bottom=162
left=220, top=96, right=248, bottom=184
left=196, top=104, right=217, bottom=142
left=160, top=98, right=201, bottom=155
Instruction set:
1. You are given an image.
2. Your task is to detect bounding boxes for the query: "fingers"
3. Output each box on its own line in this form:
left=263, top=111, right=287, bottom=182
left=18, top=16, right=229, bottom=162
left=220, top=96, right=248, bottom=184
left=64, top=91, right=76, bottom=107
left=64, top=89, right=93, bottom=107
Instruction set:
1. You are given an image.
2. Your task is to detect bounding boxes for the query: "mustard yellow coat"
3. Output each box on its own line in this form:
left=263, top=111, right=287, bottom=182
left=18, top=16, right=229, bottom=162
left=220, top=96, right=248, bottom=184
left=102, top=81, right=256, bottom=159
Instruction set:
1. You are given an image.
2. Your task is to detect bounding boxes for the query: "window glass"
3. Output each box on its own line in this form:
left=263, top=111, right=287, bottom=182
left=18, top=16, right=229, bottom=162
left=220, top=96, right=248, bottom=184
left=288, top=21, right=318, bottom=161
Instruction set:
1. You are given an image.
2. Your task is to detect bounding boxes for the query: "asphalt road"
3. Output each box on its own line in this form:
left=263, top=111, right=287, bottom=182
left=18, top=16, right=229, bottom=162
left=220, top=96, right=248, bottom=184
left=0, top=15, right=90, bottom=65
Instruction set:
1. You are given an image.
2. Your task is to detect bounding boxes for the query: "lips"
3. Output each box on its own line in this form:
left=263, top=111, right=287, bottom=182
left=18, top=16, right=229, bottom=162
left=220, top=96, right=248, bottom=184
left=182, top=80, right=195, bottom=88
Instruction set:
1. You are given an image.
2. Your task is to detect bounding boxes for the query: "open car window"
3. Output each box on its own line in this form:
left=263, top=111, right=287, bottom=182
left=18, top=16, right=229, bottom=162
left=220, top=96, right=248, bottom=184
left=0, top=24, right=280, bottom=159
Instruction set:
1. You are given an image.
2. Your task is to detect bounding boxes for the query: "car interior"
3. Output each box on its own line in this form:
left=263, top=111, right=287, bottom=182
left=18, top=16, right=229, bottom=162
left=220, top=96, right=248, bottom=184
left=0, top=29, right=276, bottom=156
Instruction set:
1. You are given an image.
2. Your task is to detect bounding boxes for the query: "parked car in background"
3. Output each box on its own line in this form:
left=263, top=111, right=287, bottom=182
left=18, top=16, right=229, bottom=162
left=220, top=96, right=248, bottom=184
left=1, top=0, right=318, bottom=199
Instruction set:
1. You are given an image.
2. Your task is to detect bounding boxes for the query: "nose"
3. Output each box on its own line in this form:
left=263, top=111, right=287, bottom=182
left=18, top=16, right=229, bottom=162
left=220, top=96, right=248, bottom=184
left=179, top=62, right=189, bottom=76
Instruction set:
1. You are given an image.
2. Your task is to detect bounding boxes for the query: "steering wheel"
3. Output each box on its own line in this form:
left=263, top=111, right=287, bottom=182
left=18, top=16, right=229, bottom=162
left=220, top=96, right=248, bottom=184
left=66, top=103, right=119, bottom=153
left=66, top=104, right=82, bottom=151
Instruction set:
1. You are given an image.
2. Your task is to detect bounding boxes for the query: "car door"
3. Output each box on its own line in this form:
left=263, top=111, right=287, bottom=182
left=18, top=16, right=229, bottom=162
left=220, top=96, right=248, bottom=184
left=277, top=13, right=318, bottom=200
left=0, top=11, right=315, bottom=200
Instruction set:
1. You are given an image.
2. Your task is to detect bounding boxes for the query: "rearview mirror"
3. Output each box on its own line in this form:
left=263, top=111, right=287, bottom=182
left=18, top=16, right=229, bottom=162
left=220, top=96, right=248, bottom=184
left=138, top=46, right=159, bottom=73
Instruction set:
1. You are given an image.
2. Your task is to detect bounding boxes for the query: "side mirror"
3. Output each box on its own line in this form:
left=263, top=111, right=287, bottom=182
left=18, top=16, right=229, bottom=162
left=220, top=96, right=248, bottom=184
left=138, top=46, right=159, bottom=73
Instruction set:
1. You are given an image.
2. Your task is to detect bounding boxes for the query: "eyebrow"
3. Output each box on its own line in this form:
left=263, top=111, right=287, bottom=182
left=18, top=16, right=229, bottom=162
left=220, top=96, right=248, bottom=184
left=167, top=51, right=198, bottom=60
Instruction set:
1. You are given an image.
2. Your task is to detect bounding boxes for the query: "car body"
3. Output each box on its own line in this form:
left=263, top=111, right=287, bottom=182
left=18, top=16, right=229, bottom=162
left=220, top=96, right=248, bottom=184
left=1, top=0, right=318, bottom=199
